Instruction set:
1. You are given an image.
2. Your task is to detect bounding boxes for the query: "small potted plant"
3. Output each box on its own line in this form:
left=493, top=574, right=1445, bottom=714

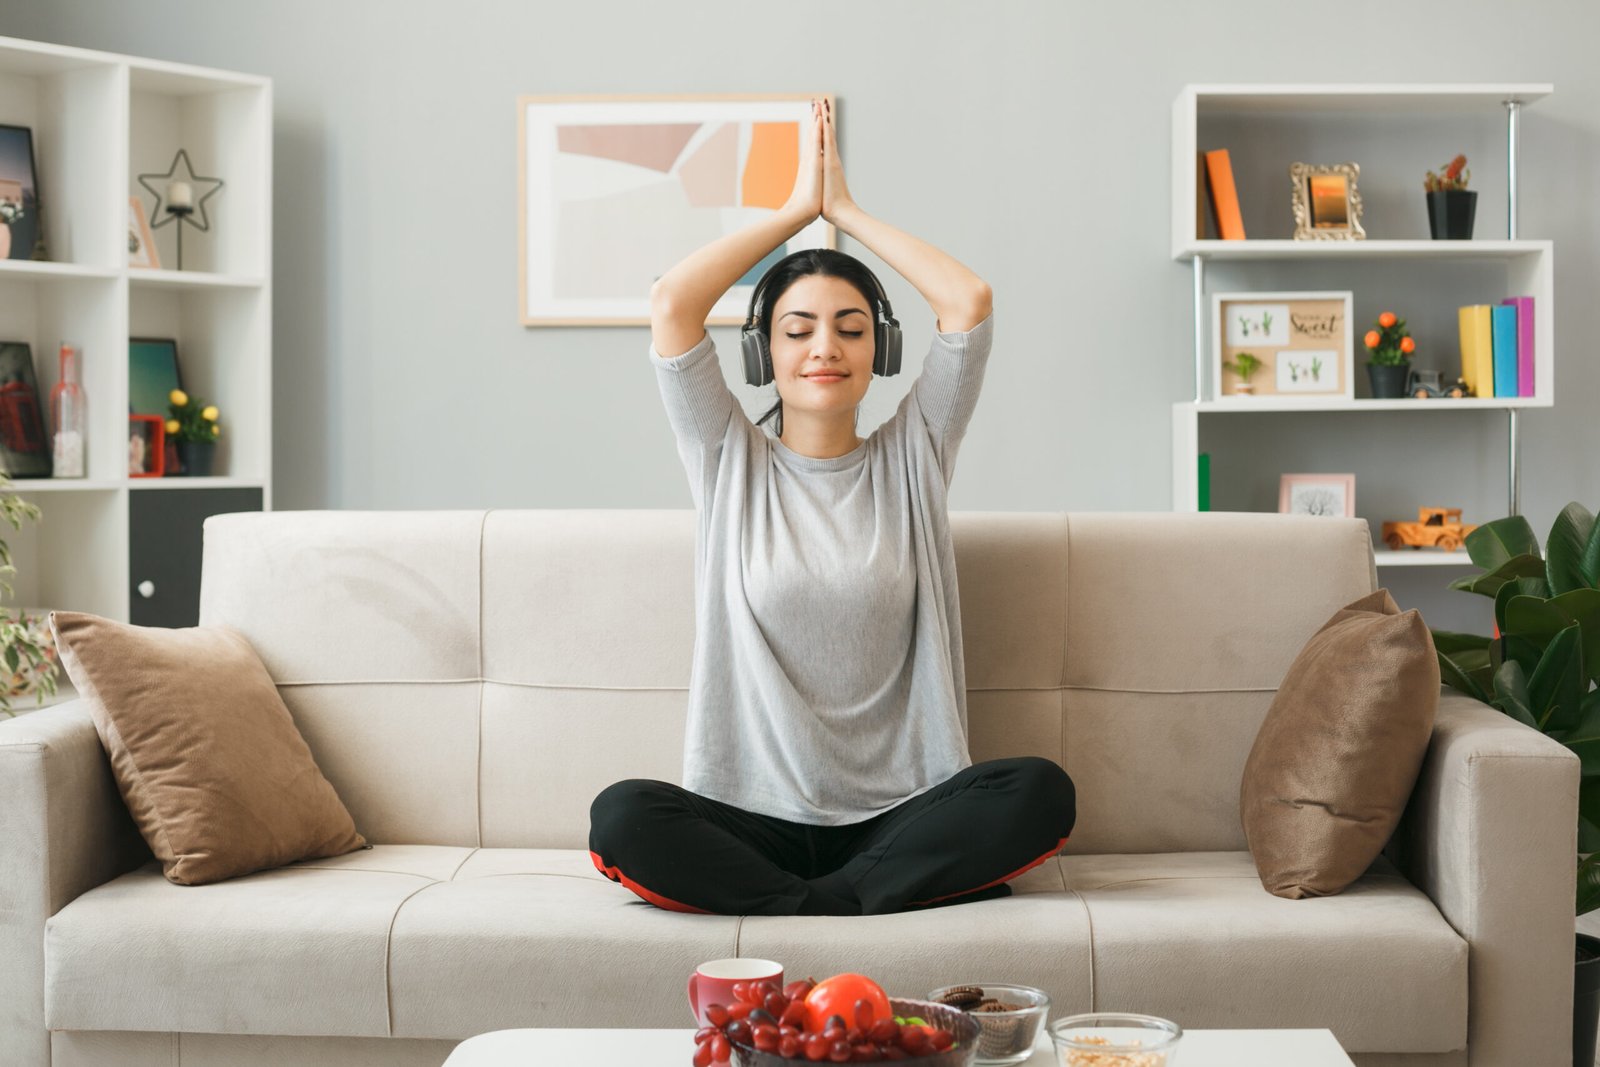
left=1364, top=311, right=1415, bottom=399
left=1424, top=154, right=1476, bottom=239
left=1223, top=352, right=1262, bottom=395
left=165, top=389, right=222, bottom=477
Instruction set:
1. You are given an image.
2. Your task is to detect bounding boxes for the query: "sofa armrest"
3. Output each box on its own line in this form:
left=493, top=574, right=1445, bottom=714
left=0, top=700, right=149, bottom=1066
left=1385, top=685, right=1578, bottom=1067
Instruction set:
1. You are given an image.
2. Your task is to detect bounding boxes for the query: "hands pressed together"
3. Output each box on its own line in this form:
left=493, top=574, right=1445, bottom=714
left=785, top=97, right=855, bottom=224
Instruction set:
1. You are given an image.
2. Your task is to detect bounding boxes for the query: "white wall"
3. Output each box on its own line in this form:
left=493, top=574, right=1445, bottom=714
left=4, top=0, right=1597, bottom=634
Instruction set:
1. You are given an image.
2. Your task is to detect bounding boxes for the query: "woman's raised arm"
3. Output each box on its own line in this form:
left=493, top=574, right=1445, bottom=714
left=649, top=100, right=828, bottom=360
left=819, top=100, right=991, bottom=334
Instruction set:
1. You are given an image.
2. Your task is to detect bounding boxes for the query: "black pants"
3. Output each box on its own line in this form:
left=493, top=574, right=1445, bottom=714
left=588, top=756, right=1075, bottom=916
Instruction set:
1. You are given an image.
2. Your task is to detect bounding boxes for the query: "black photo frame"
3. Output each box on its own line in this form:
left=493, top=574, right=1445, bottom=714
left=0, top=124, right=46, bottom=261
left=0, top=342, right=52, bottom=477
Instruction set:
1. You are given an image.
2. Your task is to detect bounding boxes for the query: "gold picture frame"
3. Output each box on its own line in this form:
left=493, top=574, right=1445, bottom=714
left=1290, top=162, right=1364, bottom=241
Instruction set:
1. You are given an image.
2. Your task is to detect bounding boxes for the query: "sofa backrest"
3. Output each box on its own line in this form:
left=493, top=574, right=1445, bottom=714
left=199, top=509, right=1376, bottom=854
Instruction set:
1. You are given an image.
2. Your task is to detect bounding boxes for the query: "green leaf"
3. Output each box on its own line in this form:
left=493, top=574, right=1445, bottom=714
left=1548, top=502, right=1597, bottom=596
left=1500, top=633, right=1546, bottom=680
left=1491, top=660, right=1538, bottom=728
left=1505, top=588, right=1600, bottom=688
left=1447, top=553, right=1548, bottom=597
left=1431, top=629, right=1492, bottom=655
left=1583, top=510, right=1600, bottom=589
left=1466, top=514, right=1541, bottom=571
left=1581, top=816, right=1600, bottom=855
left=1579, top=854, right=1600, bottom=917
left=1529, top=624, right=1585, bottom=734
left=1563, top=693, right=1600, bottom=776
left=1496, top=578, right=1551, bottom=634
left=1438, top=651, right=1489, bottom=703
left=1582, top=780, right=1600, bottom=848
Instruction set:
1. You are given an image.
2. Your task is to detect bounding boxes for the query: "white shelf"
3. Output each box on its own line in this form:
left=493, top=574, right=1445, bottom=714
left=0, top=34, right=272, bottom=625
left=128, top=268, right=266, bottom=290
left=1171, top=82, right=1553, bottom=521
left=0, top=260, right=119, bottom=281
left=1175, top=239, right=1550, bottom=263
left=1374, top=548, right=1482, bottom=568
left=1181, top=397, right=1551, bottom=414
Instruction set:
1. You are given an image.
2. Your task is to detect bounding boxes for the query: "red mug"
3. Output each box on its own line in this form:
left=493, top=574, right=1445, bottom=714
left=688, top=957, right=784, bottom=1027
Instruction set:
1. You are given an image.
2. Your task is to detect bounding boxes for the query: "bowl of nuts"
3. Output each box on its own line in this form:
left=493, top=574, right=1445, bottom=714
left=928, top=983, right=1050, bottom=1066
left=1049, top=1012, right=1182, bottom=1066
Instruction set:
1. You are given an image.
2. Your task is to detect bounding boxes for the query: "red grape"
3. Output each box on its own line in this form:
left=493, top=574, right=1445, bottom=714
left=868, top=1020, right=898, bottom=1044
left=694, top=1026, right=717, bottom=1045
left=710, top=1033, right=730, bottom=1060
left=851, top=1044, right=883, bottom=1062
left=929, top=1027, right=954, bottom=1051
left=692, top=1039, right=714, bottom=1067
left=727, top=1002, right=753, bottom=1021
left=725, top=1019, right=752, bottom=1046
left=731, top=982, right=749, bottom=1006
left=781, top=1000, right=809, bottom=1028
left=805, top=1032, right=832, bottom=1061
left=764, top=991, right=788, bottom=1016
left=829, top=1039, right=852, bottom=1063
left=779, top=1032, right=802, bottom=1058
left=785, top=978, right=817, bottom=1001
left=706, top=1003, right=730, bottom=1028
left=854, top=998, right=876, bottom=1029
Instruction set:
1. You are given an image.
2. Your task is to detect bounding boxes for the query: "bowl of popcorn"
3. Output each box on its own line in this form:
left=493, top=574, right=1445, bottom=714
left=1049, top=1013, right=1182, bottom=1066
left=928, top=983, right=1049, bottom=1066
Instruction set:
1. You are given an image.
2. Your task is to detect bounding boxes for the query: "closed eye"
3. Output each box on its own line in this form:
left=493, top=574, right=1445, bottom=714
left=786, top=331, right=865, bottom=339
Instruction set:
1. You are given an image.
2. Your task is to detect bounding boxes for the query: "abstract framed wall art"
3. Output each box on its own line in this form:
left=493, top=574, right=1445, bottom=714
left=1213, top=291, right=1354, bottom=402
left=518, top=94, right=836, bottom=326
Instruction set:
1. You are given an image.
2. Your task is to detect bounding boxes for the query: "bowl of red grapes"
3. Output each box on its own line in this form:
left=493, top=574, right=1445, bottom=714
left=692, top=971, right=979, bottom=1065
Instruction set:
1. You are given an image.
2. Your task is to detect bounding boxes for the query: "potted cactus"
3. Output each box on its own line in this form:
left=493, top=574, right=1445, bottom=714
left=1424, top=154, right=1476, bottom=239
left=1223, top=352, right=1263, bottom=395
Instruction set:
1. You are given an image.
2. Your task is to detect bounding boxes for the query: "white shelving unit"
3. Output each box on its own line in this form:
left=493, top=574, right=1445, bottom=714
left=1170, top=83, right=1554, bottom=567
left=0, top=35, right=271, bottom=639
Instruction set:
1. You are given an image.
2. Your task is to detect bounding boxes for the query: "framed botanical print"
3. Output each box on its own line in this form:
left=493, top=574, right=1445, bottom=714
left=1213, top=291, right=1354, bottom=402
left=1280, top=473, right=1356, bottom=517
left=518, top=94, right=836, bottom=326
left=1290, top=162, right=1365, bottom=241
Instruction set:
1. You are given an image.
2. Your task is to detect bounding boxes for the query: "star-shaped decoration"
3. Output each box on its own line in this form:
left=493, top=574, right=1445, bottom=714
left=137, top=149, right=224, bottom=233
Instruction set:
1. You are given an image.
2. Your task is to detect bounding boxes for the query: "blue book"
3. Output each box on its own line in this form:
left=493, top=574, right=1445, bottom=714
left=1491, top=304, right=1519, bottom=399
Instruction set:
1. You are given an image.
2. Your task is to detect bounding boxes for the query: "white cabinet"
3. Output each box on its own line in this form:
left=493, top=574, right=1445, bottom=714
left=1170, top=84, right=1553, bottom=567
left=0, top=35, right=271, bottom=637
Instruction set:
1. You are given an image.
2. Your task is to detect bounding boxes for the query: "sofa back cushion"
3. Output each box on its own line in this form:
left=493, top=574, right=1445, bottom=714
left=200, top=509, right=1376, bottom=852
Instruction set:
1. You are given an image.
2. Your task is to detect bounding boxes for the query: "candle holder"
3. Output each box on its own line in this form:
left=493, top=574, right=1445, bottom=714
left=136, top=149, right=223, bottom=271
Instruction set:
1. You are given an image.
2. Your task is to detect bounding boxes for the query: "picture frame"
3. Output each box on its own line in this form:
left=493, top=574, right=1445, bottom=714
left=128, top=414, right=166, bottom=477
left=1213, top=291, right=1354, bottom=402
left=129, top=337, right=184, bottom=475
left=0, top=341, right=52, bottom=477
left=1280, top=473, right=1356, bottom=518
left=518, top=93, right=836, bottom=326
left=127, top=195, right=160, bottom=269
left=1290, top=162, right=1364, bottom=241
left=0, top=124, right=46, bottom=261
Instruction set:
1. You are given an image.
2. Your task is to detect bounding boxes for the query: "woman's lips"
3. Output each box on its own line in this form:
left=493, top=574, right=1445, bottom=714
left=805, top=373, right=847, bottom=383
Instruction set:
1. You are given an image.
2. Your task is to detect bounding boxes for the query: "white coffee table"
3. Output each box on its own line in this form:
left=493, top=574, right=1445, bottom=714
left=444, top=1025, right=1356, bottom=1065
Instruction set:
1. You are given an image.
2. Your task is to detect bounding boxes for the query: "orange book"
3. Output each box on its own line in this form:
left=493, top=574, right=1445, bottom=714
left=1203, top=149, right=1246, bottom=240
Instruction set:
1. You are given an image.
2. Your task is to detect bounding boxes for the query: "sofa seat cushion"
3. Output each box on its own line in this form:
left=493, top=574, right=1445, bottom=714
left=1064, top=851, right=1467, bottom=1054
left=46, top=845, right=739, bottom=1038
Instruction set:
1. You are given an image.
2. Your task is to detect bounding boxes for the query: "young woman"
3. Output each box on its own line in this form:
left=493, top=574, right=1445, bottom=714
left=589, top=99, right=1074, bottom=916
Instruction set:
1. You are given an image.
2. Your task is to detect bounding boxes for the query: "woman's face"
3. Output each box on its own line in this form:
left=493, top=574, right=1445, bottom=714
left=768, top=273, right=876, bottom=418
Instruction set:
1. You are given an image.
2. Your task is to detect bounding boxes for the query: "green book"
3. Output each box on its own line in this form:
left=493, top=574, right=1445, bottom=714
left=1198, top=452, right=1211, bottom=512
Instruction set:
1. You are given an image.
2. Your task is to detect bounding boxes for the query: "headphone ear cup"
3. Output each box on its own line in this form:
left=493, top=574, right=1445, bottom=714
left=741, top=327, right=772, bottom=387
left=875, top=320, right=903, bottom=377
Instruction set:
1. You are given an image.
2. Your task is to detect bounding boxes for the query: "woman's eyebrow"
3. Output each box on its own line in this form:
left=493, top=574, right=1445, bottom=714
left=779, top=308, right=868, bottom=321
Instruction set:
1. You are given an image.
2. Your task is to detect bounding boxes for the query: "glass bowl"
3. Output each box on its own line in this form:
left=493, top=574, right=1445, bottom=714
left=1049, top=1013, right=1182, bottom=1066
left=730, top=997, right=980, bottom=1067
left=927, top=983, right=1050, bottom=1066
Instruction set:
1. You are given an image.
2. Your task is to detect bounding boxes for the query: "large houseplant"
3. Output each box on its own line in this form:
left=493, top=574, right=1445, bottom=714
left=1429, top=500, right=1600, bottom=1062
left=0, top=472, right=59, bottom=716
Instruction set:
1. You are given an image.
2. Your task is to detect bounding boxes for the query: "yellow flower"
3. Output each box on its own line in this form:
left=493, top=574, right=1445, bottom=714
left=169, top=389, right=189, bottom=407
left=165, top=419, right=180, bottom=434
left=211, top=423, right=221, bottom=436
left=201, top=406, right=219, bottom=422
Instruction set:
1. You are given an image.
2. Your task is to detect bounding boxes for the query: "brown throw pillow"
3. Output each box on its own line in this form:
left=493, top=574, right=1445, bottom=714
left=1240, top=588, right=1439, bottom=899
left=49, top=610, right=365, bottom=885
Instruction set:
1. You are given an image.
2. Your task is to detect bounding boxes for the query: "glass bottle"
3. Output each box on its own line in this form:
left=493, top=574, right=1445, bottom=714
left=50, top=342, right=86, bottom=478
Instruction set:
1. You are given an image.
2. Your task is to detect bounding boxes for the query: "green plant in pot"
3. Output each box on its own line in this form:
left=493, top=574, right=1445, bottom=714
left=165, top=388, right=222, bottom=477
left=1363, top=311, right=1415, bottom=399
left=0, top=472, right=60, bottom=717
left=1429, top=501, right=1600, bottom=1063
left=1223, top=352, right=1262, bottom=396
left=1424, top=153, right=1476, bottom=240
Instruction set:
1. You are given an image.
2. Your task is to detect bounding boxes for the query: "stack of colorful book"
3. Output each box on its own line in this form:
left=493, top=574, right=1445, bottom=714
left=1457, top=297, right=1535, bottom=398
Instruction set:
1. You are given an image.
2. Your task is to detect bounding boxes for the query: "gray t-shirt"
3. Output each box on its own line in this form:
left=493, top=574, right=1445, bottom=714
left=652, top=310, right=994, bottom=825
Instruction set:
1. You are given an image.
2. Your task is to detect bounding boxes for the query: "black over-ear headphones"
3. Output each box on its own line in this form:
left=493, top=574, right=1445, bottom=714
left=740, top=254, right=902, bottom=388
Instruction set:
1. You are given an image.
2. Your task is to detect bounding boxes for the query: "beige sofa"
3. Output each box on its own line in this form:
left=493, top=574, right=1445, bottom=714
left=0, top=509, right=1578, bottom=1066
